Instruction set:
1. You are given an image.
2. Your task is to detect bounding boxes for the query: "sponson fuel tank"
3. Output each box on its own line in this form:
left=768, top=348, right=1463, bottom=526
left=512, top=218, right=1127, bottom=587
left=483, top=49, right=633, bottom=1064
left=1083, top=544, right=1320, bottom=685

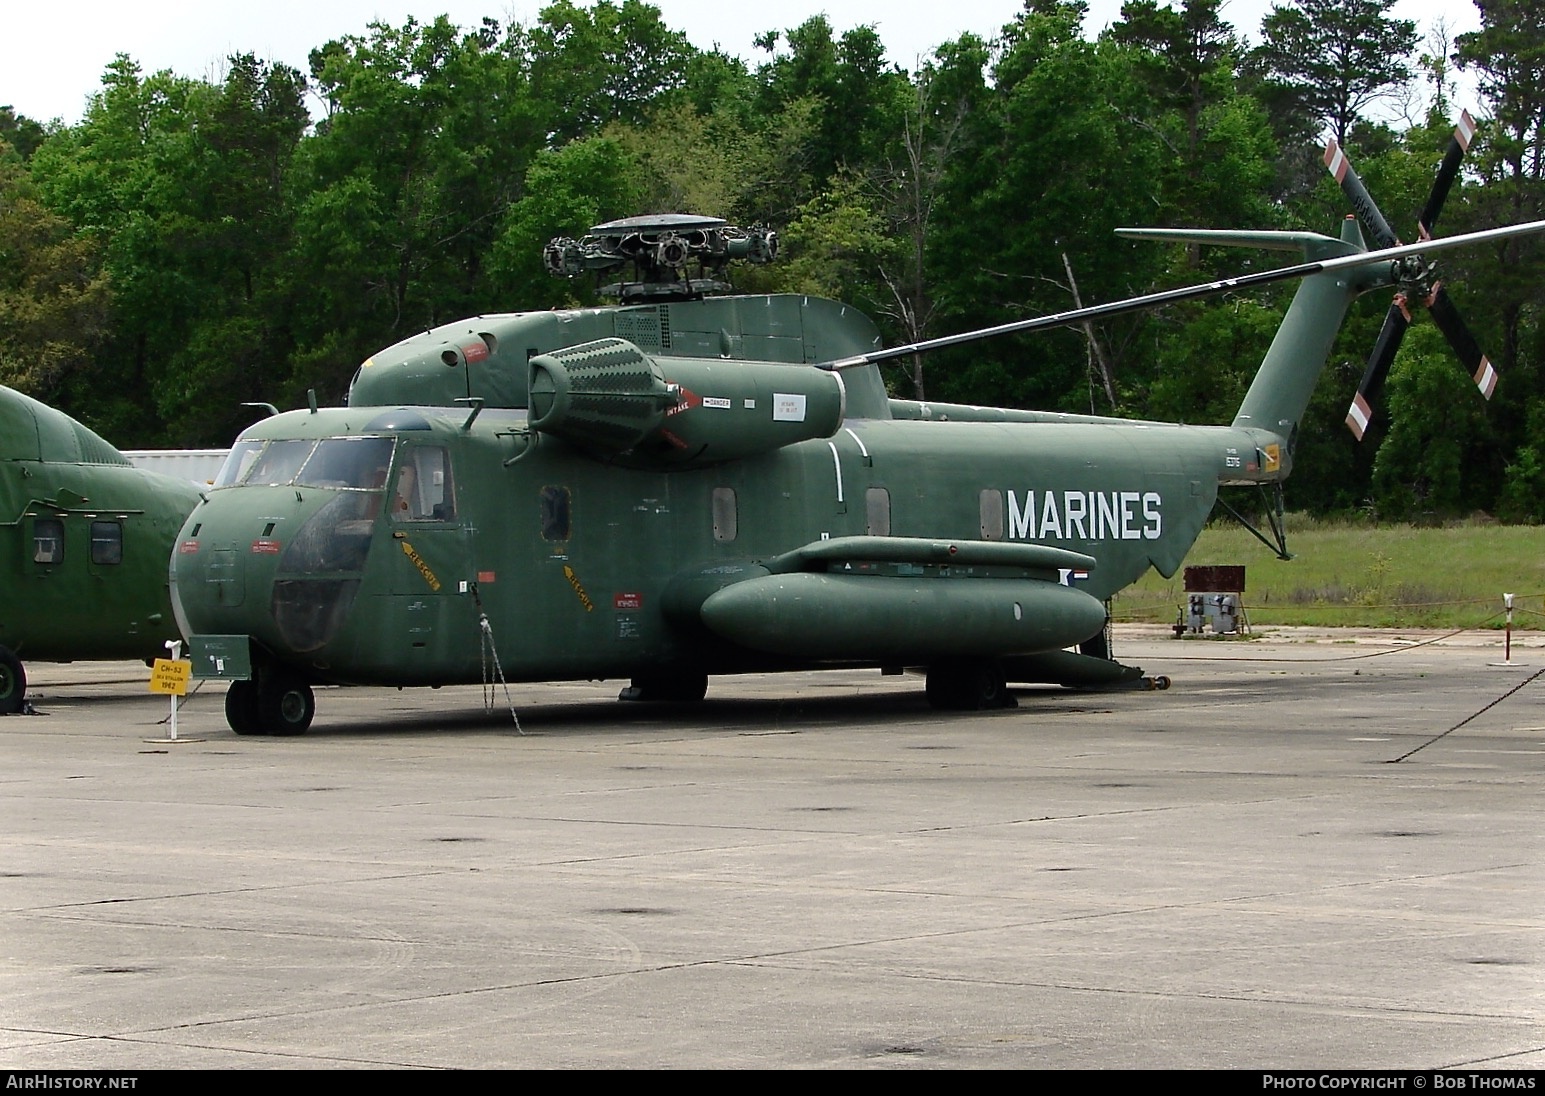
left=672, top=537, right=1109, bottom=662
left=699, top=574, right=1108, bottom=660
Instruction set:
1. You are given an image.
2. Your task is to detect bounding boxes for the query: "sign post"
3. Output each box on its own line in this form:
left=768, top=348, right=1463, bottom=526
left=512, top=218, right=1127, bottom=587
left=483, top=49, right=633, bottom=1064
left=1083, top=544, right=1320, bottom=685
left=148, top=640, right=193, bottom=742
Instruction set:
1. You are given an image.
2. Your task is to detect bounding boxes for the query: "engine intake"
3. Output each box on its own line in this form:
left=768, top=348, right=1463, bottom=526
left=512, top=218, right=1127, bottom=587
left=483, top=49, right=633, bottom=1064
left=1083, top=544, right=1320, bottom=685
left=527, top=338, right=845, bottom=468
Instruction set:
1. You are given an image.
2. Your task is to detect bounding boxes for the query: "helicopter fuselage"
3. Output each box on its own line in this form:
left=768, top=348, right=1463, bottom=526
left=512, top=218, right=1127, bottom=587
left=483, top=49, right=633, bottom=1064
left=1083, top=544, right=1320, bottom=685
left=169, top=398, right=1275, bottom=690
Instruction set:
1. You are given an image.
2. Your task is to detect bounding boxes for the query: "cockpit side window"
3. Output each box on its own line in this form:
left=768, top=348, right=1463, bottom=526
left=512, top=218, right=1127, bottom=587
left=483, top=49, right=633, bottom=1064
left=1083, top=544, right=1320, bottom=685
left=390, top=447, right=456, bottom=522
left=213, top=441, right=265, bottom=489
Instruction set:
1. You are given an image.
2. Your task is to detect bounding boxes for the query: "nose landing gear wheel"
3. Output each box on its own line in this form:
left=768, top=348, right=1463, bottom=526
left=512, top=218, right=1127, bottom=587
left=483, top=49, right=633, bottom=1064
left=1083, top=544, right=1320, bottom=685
left=257, top=669, right=316, bottom=735
left=0, top=647, right=26, bottom=715
left=224, top=679, right=264, bottom=735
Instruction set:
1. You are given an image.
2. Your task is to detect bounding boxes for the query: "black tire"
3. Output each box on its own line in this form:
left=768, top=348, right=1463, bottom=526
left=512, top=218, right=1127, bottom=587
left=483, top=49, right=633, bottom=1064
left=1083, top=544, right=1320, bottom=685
left=619, top=672, right=709, bottom=703
left=224, top=679, right=264, bottom=735
left=255, top=670, right=315, bottom=735
left=926, top=659, right=1009, bottom=711
left=969, top=662, right=1009, bottom=709
left=0, top=647, right=26, bottom=714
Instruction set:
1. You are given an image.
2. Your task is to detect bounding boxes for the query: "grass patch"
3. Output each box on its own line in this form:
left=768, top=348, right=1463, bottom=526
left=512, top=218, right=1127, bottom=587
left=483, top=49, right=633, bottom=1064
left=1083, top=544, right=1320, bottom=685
left=1112, top=515, right=1545, bottom=629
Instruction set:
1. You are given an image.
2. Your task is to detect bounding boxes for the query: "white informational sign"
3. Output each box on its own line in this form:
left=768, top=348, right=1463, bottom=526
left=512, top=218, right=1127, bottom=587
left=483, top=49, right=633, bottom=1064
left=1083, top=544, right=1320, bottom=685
left=773, top=393, right=807, bottom=422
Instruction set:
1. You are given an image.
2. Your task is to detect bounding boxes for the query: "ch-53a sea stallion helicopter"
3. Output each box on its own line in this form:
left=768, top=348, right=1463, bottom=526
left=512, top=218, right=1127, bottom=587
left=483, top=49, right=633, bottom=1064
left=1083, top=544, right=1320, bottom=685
left=169, top=120, right=1543, bottom=735
left=0, top=384, right=204, bottom=712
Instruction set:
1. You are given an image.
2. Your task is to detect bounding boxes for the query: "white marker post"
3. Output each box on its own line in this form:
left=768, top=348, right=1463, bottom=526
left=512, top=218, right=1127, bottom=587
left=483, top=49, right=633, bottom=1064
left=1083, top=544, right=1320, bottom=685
left=147, top=640, right=195, bottom=742
left=1504, top=593, right=1515, bottom=666
left=165, top=640, right=181, bottom=741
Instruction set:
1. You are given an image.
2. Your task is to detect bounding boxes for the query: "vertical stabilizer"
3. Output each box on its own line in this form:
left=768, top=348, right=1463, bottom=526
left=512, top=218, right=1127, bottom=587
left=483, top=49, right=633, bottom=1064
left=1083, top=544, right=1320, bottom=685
left=1232, top=218, right=1391, bottom=438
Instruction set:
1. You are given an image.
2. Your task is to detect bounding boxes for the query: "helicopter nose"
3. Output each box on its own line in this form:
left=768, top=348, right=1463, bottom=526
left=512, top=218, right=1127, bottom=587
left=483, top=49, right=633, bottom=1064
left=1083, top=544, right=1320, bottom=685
left=175, top=489, right=383, bottom=656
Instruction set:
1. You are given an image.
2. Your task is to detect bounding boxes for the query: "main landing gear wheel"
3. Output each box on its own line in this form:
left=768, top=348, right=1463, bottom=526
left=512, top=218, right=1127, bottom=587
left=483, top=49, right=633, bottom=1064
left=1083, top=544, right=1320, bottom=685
left=925, top=658, right=1015, bottom=711
left=618, top=672, right=709, bottom=703
left=0, top=647, right=26, bottom=714
left=225, top=679, right=263, bottom=735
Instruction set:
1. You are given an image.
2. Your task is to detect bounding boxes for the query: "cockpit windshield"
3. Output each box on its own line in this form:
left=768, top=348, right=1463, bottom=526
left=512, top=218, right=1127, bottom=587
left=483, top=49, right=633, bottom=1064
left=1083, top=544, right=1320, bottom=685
left=211, top=437, right=395, bottom=491
left=297, top=438, right=395, bottom=490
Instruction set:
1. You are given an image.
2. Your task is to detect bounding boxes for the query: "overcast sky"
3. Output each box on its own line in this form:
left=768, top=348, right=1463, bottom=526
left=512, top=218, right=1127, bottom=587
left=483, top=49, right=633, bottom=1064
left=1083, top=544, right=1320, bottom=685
left=2, top=1, right=1482, bottom=127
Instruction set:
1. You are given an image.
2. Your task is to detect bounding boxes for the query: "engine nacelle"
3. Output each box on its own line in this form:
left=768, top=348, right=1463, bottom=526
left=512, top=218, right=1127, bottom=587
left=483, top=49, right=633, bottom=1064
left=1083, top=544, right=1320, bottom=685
left=527, top=338, right=846, bottom=468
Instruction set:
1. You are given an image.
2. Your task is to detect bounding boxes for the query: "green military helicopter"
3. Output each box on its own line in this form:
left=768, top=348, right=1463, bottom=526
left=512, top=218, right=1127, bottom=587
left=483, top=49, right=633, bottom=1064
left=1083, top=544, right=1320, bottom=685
left=0, top=384, right=205, bottom=712
left=169, top=125, right=1543, bottom=735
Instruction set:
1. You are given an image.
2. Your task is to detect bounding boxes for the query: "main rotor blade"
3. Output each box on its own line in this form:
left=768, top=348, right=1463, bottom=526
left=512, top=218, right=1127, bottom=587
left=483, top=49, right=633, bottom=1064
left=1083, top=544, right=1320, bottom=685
left=1418, top=111, right=1476, bottom=238
left=1426, top=284, right=1498, bottom=398
left=1345, top=303, right=1409, bottom=440
left=820, top=220, right=1545, bottom=371
left=1324, top=138, right=1400, bottom=249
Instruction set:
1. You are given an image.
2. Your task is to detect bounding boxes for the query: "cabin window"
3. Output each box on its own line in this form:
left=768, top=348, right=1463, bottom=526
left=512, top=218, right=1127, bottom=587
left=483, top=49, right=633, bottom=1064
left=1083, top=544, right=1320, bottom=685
left=865, top=487, right=891, bottom=536
left=712, top=487, right=737, bottom=542
left=33, top=518, right=64, bottom=564
left=391, top=447, right=456, bottom=522
left=90, top=521, right=123, bottom=565
left=980, top=490, right=1005, bottom=541
left=540, top=486, right=571, bottom=542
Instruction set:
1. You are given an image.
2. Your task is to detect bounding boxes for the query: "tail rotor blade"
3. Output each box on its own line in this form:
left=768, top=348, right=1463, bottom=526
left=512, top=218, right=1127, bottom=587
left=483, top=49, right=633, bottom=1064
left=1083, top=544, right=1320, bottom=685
left=1330, top=112, right=1494, bottom=437
left=1418, top=110, right=1476, bottom=238
left=1324, top=138, right=1400, bottom=249
left=1346, top=304, right=1409, bottom=440
left=1425, top=284, right=1498, bottom=398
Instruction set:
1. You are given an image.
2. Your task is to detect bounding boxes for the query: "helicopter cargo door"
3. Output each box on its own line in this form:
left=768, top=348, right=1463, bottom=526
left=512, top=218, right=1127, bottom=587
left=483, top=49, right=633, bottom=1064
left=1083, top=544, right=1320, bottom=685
left=370, top=446, right=476, bottom=681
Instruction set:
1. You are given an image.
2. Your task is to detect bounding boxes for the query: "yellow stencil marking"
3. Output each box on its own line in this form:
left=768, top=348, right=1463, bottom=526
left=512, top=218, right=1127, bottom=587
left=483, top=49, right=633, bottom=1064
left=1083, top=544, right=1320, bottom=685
left=400, top=538, right=442, bottom=592
left=563, top=565, right=595, bottom=612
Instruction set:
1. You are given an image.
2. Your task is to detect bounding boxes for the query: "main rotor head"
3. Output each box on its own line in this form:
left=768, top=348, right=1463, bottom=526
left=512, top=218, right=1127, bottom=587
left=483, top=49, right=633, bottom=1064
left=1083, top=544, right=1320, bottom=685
left=544, top=213, right=778, bottom=303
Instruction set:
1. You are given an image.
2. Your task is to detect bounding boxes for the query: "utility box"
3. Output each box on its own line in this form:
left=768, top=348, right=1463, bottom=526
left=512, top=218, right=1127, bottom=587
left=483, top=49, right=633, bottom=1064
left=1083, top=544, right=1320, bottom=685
left=187, top=634, right=252, bottom=680
left=1178, top=566, right=1248, bottom=636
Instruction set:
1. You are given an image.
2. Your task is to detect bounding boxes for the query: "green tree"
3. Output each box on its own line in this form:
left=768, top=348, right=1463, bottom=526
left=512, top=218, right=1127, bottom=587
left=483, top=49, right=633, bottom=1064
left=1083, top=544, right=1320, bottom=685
left=296, top=16, right=548, bottom=397
left=925, top=1, right=1171, bottom=412
left=753, top=16, right=911, bottom=214
left=0, top=154, right=111, bottom=398
left=1370, top=327, right=1494, bottom=518
left=851, top=34, right=991, bottom=399
left=1254, top=0, right=1418, bottom=145
left=30, top=54, right=308, bottom=444
left=0, top=107, right=46, bottom=161
left=1108, top=0, right=1237, bottom=153
left=488, top=136, right=648, bottom=308
left=1106, top=0, right=1280, bottom=253
left=525, top=0, right=696, bottom=143
left=1456, top=1, right=1545, bottom=408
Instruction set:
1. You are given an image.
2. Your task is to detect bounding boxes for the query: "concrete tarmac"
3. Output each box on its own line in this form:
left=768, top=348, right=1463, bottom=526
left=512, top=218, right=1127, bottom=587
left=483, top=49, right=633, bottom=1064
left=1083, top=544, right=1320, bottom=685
left=3, top=628, right=1543, bottom=1069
